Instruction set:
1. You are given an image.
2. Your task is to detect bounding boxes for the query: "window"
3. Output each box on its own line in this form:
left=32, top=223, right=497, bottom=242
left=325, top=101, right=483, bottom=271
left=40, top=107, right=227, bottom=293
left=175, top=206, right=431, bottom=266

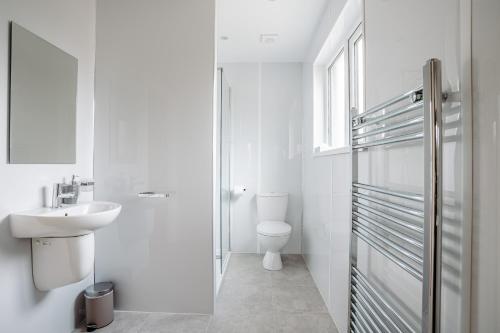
left=313, top=22, right=364, bottom=156
left=326, top=49, right=346, bottom=149
left=349, top=25, right=364, bottom=116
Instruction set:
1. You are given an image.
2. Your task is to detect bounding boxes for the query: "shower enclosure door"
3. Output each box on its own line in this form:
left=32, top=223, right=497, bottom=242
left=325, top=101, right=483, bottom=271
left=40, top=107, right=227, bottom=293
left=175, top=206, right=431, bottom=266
left=217, top=68, right=231, bottom=276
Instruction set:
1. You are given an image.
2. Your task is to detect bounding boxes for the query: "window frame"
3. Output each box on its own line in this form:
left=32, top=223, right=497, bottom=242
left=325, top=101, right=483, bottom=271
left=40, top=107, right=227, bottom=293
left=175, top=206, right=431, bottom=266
left=349, top=23, right=364, bottom=122
left=325, top=46, right=347, bottom=149
left=313, top=22, right=364, bottom=157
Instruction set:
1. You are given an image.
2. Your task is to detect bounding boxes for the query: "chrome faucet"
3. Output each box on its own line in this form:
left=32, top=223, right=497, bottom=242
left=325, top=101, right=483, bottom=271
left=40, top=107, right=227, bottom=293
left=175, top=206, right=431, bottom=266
left=52, top=183, right=77, bottom=208
left=51, top=175, right=95, bottom=208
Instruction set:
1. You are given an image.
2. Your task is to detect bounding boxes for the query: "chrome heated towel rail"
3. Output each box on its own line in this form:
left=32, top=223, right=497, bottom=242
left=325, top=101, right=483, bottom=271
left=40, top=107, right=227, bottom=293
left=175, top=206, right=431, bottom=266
left=349, top=59, right=443, bottom=333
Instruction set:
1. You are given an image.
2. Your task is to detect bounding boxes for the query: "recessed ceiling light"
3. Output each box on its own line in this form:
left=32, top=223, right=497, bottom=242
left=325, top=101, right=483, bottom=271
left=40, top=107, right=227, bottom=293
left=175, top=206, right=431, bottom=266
left=220, top=36, right=229, bottom=41
left=260, top=34, right=278, bottom=44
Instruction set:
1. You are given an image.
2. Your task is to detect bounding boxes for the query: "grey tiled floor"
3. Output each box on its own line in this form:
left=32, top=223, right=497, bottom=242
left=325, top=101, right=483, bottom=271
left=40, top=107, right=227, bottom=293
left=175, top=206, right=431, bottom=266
left=76, top=254, right=338, bottom=333
left=210, top=254, right=338, bottom=333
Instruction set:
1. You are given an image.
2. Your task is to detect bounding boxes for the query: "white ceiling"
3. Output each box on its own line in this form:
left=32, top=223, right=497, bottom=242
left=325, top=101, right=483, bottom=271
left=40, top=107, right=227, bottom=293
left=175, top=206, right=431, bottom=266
left=217, top=0, right=330, bottom=63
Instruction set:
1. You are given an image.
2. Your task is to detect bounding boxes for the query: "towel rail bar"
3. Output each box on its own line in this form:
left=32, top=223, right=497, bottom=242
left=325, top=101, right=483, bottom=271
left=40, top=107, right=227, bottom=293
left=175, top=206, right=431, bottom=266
left=350, top=59, right=444, bottom=333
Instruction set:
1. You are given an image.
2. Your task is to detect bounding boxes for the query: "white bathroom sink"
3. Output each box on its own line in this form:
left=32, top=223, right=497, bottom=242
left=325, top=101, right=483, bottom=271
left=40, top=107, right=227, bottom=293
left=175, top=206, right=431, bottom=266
left=10, top=201, right=122, bottom=238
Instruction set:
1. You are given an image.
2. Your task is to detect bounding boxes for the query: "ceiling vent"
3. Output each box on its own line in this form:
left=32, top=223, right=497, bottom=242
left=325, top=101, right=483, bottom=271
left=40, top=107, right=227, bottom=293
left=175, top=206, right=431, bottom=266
left=260, top=34, right=278, bottom=44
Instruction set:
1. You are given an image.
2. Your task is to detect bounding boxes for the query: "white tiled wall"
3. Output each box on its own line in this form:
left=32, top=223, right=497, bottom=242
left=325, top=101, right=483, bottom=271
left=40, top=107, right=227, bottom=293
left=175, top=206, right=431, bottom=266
left=471, top=0, right=500, bottom=331
left=300, top=1, right=355, bottom=332
left=302, top=0, right=470, bottom=332
left=364, top=0, right=469, bottom=331
left=301, top=85, right=352, bottom=331
left=222, top=63, right=260, bottom=253
left=222, top=63, right=303, bottom=254
left=93, top=0, right=215, bottom=314
left=0, top=1, right=96, bottom=331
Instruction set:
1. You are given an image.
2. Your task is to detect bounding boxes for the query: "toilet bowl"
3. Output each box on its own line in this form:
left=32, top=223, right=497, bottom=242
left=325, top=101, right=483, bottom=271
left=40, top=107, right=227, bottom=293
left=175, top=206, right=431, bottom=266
left=257, top=221, right=291, bottom=270
left=256, top=193, right=291, bottom=270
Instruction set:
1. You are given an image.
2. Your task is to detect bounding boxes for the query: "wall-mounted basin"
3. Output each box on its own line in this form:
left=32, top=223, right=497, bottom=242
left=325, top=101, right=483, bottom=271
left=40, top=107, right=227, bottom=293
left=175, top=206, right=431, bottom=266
left=10, top=201, right=121, bottom=238
left=9, top=201, right=121, bottom=290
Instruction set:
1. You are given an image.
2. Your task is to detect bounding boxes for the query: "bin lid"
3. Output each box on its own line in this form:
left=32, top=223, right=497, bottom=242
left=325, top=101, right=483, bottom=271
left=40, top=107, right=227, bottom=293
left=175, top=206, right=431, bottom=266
left=85, top=282, right=113, bottom=297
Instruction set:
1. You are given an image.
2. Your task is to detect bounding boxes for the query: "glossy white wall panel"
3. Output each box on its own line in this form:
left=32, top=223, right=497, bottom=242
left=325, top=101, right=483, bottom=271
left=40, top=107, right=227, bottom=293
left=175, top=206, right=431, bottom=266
left=94, top=0, right=215, bottom=313
left=303, top=0, right=469, bottom=331
left=471, top=0, right=500, bottom=330
left=302, top=154, right=334, bottom=301
left=355, top=147, right=425, bottom=331
left=355, top=240, right=422, bottom=329
left=304, top=0, right=349, bottom=62
left=356, top=146, right=424, bottom=193
left=301, top=1, right=358, bottom=330
left=365, top=0, right=461, bottom=108
left=223, top=63, right=303, bottom=254
left=302, top=55, right=351, bottom=331
left=0, top=1, right=96, bottom=331
left=329, top=155, right=352, bottom=333
left=222, top=63, right=260, bottom=253
left=364, top=0, right=469, bottom=331
left=260, top=63, right=303, bottom=253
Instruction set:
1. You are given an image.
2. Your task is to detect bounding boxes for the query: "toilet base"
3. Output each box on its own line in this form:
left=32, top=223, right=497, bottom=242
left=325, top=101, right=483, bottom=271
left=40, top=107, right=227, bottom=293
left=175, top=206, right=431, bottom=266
left=262, top=251, right=282, bottom=270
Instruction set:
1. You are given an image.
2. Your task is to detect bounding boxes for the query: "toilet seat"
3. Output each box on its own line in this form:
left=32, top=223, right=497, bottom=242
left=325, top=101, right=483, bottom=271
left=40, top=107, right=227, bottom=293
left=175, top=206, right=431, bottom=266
left=257, top=221, right=291, bottom=237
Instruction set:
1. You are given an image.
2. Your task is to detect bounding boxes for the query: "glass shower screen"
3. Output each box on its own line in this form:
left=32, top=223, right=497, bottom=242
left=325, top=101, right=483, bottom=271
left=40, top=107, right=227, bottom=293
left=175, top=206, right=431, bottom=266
left=217, top=68, right=231, bottom=276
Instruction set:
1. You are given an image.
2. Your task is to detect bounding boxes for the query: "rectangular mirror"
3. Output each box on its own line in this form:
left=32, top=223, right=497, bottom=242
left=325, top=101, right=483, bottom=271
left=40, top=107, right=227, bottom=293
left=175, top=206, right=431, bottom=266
left=9, top=22, right=77, bottom=164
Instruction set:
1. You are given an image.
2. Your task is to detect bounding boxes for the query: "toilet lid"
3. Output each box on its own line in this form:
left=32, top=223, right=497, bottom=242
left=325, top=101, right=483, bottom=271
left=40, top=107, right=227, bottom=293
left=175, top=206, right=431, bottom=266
left=257, top=221, right=291, bottom=236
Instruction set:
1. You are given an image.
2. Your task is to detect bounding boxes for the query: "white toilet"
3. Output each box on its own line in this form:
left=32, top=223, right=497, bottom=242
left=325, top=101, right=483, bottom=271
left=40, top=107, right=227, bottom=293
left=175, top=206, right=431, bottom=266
left=256, top=192, right=291, bottom=270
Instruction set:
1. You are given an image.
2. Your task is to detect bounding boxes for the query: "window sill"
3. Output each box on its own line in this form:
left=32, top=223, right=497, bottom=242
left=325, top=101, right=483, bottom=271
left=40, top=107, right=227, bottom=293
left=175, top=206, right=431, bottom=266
left=313, top=146, right=351, bottom=158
